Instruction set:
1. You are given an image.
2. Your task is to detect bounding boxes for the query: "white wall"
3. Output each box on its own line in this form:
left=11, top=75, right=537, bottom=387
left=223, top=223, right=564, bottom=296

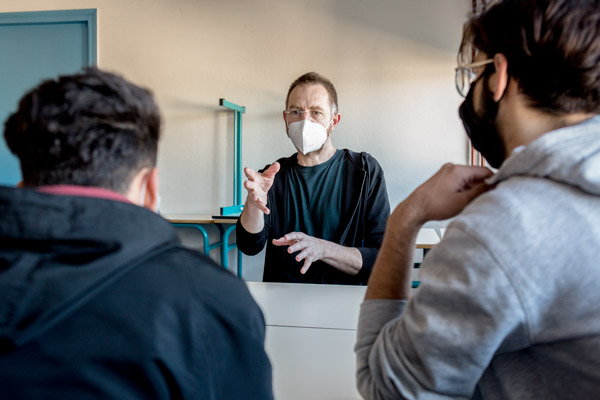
left=1, top=0, right=472, bottom=280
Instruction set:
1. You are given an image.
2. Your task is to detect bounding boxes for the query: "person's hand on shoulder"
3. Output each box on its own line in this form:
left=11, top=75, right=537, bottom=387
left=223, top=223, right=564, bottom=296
left=397, top=163, right=494, bottom=227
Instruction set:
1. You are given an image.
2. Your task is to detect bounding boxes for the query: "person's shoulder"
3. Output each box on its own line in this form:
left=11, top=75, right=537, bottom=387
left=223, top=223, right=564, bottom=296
left=340, top=149, right=382, bottom=170
left=448, top=182, right=533, bottom=249
left=340, top=148, right=377, bottom=161
left=258, top=154, right=298, bottom=173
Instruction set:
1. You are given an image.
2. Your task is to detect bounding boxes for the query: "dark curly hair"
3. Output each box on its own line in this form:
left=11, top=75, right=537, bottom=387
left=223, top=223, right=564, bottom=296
left=459, top=0, right=600, bottom=115
left=285, top=72, right=339, bottom=114
left=3, top=67, right=161, bottom=193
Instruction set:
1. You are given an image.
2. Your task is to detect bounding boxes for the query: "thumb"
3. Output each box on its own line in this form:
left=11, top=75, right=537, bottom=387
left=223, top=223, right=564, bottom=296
left=263, top=162, right=280, bottom=179
left=458, top=181, right=492, bottom=204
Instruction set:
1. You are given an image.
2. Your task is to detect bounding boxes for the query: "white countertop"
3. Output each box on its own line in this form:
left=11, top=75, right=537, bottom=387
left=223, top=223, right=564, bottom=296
left=247, top=281, right=367, bottom=330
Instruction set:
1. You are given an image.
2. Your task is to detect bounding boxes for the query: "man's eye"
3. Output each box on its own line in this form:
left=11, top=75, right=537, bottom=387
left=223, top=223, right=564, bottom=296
left=311, top=111, right=323, bottom=117
left=292, top=110, right=303, bottom=116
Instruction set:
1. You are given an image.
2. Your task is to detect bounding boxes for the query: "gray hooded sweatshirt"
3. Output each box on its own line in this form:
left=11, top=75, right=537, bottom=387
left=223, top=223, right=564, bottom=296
left=355, top=116, right=600, bottom=400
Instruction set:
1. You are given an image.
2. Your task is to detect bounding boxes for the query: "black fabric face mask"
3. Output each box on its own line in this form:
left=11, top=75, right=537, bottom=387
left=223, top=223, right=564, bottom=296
left=458, top=72, right=506, bottom=168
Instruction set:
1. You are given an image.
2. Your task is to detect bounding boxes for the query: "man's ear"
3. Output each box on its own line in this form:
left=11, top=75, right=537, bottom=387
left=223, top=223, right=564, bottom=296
left=16, top=181, right=23, bottom=188
left=127, top=167, right=160, bottom=211
left=142, top=167, right=160, bottom=211
left=491, top=53, right=509, bottom=102
left=331, top=113, right=341, bottom=130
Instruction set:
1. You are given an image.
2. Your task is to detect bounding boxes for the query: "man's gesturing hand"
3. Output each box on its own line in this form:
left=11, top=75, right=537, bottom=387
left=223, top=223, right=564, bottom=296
left=273, top=232, right=327, bottom=274
left=243, top=162, right=280, bottom=215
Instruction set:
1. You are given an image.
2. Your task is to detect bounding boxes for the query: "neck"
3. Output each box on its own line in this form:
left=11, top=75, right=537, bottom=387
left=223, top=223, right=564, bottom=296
left=502, top=108, right=594, bottom=155
left=498, top=83, right=595, bottom=155
left=297, top=139, right=337, bottom=166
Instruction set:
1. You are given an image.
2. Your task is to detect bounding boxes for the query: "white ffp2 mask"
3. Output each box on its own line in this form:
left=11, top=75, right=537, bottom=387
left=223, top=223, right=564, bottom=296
left=287, top=119, right=328, bottom=155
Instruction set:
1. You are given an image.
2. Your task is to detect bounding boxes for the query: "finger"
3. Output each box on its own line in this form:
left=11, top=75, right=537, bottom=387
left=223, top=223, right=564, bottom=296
left=461, top=169, right=494, bottom=190
left=258, top=202, right=270, bottom=215
left=450, top=165, right=494, bottom=186
left=272, top=232, right=304, bottom=246
left=244, top=180, right=258, bottom=191
left=295, top=249, right=310, bottom=262
left=282, top=232, right=304, bottom=241
left=300, top=258, right=313, bottom=274
left=272, top=237, right=295, bottom=246
left=263, top=162, right=281, bottom=179
left=244, top=167, right=258, bottom=180
left=287, top=241, right=306, bottom=253
left=457, top=181, right=492, bottom=203
left=463, top=165, right=494, bottom=180
left=251, top=196, right=270, bottom=214
left=247, top=193, right=270, bottom=214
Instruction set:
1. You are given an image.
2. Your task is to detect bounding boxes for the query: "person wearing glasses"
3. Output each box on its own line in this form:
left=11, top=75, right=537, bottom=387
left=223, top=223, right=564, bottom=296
left=236, top=72, right=390, bottom=284
left=356, top=0, right=600, bottom=399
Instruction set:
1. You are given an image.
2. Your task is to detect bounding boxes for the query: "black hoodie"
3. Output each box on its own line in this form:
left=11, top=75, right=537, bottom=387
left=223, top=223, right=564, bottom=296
left=0, top=186, right=273, bottom=399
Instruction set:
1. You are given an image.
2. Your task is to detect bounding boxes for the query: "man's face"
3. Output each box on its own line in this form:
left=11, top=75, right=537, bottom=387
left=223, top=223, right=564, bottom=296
left=284, top=84, right=337, bottom=132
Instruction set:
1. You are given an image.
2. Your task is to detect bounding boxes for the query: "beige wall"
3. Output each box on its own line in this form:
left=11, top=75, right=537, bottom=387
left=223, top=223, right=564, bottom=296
left=1, top=0, right=472, bottom=279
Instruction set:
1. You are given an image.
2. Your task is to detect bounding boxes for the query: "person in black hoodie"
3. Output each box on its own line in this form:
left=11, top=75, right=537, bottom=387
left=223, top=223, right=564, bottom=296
left=0, top=68, right=273, bottom=399
left=237, top=72, right=390, bottom=285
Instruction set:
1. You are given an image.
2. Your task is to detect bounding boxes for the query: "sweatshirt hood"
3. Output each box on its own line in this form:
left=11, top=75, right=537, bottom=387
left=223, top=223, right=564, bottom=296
left=0, top=187, right=178, bottom=352
left=488, top=116, right=600, bottom=195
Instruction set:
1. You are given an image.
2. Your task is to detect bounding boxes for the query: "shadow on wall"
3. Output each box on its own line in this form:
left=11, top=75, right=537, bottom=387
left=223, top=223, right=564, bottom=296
left=160, top=98, right=235, bottom=213
left=205, top=0, right=469, bottom=52
left=333, top=0, right=469, bottom=52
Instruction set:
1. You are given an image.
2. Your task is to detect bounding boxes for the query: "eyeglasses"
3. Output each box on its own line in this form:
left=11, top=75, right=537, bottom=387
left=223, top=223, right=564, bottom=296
left=455, top=59, right=494, bottom=98
left=284, top=109, right=332, bottom=124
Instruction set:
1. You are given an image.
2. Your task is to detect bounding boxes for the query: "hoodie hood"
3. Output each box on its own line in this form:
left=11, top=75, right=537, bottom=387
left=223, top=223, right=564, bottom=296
left=0, top=187, right=178, bottom=351
left=489, top=116, right=600, bottom=195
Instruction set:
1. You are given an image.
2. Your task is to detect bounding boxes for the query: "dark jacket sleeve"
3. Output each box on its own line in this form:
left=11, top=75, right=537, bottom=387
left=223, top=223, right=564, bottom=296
left=236, top=218, right=269, bottom=256
left=356, top=154, right=390, bottom=279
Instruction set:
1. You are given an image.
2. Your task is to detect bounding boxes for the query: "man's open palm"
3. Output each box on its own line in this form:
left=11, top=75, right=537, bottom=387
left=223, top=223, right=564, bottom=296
left=243, top=162, right=280, bottom=214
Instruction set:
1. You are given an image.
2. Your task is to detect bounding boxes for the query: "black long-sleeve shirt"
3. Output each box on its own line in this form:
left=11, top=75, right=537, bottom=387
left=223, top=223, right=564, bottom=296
left=237, top=149, right=390, bottom=285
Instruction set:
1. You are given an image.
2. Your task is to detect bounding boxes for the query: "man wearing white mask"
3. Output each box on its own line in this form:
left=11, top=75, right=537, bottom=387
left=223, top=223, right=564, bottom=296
left=237, top=72, right=390, bottom=284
